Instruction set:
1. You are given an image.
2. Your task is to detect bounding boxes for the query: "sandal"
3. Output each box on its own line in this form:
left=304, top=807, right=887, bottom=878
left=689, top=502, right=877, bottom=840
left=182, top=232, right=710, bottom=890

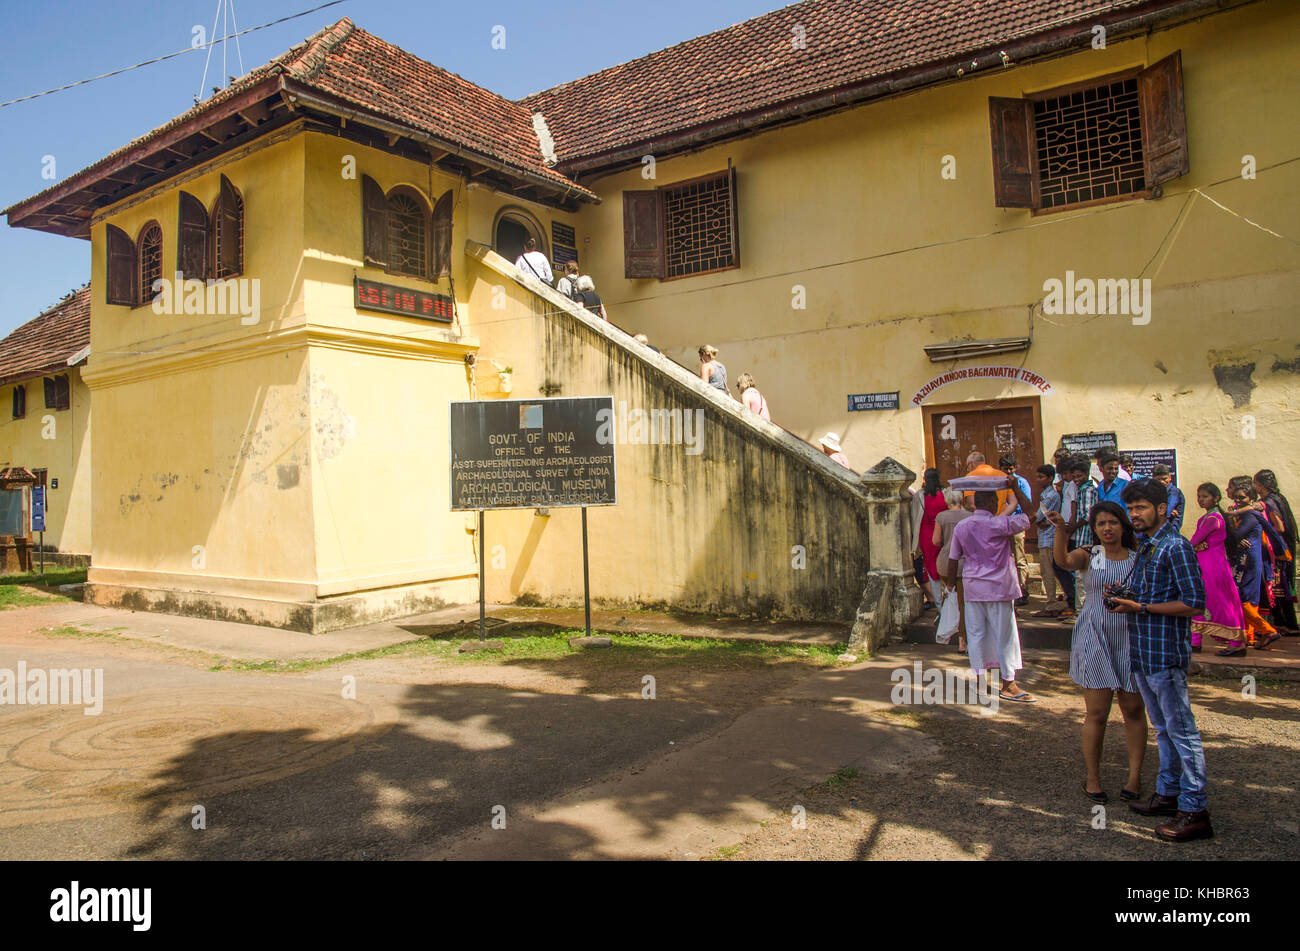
left=1254, top=633, right=1282, bottom=649
left=1216, top=646, right=1247, bottom=657
left=1081, top=782, right=1108, bottom=805
left=1119, top=787, right=1142, bottom=802
left=999, top=691, right=1038, bottom=703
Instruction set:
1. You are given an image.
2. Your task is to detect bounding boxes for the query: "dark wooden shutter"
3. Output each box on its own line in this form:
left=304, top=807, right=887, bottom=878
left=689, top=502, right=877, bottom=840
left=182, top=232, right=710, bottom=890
left=178, top=190, right=209, bottom=281
left=988, top=97, right=1038, bottom=208
left=727, top=163, right=740, bottom=268
left=43, top=378, right=55, bottom=408
left=1139, top=51, right=1189, bottom=188
left=623, top=190, right=664, bottom=279
left=431, top=189, right=453, bottom=279
left=106, top=223, right=136, bottom=305
left=55, top=375, right=70, bottom=410
left=12, top=385, right=24, bottom=419
left=217, top=174, right=242, bottom=276
left=362, top=175, right=389, bottom=267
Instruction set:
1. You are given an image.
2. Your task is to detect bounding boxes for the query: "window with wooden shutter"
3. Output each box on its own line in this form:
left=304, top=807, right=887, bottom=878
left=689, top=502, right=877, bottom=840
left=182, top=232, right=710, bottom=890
left=622, top=190, right=664, bottom=279
left=43, top=376, right=68, bottom=410
left=138, top=221, right=163, bottom=306
left=362, top=175, right=389, bottom=268
left=431, top=189, right=452, bottom=279
left=1138, top=52, right=1189, bottom=188
left=990, top=56, right=1187, bottom=213
left=11, top=385, right=24, bottom=420
left=989, top=97, right=1037, bottom=208
left=106, top=223, right=136, bottom=305
left=178, top=191, right=209, bottom=281
left=213, top=175, right=244, bottom=279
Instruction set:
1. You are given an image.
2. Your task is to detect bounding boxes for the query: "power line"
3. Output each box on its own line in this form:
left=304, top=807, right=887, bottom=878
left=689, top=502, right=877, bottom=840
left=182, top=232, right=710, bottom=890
left=0, top=0, right=348, bottom=110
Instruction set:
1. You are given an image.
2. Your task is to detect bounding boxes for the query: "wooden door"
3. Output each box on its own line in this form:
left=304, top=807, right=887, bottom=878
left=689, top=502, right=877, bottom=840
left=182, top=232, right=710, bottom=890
left=924, top=397, right=1044, bottom=545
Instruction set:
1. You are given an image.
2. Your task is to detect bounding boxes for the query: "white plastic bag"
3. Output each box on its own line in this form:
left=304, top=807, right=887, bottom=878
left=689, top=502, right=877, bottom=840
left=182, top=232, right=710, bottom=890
left=935, top=587, right=960, bottom=644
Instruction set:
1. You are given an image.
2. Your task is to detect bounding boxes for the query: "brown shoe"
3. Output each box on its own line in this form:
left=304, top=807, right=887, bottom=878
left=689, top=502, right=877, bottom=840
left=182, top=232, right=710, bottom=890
left=1156, top=810, right=1214, bottom=842
left=1130, top=793, right=1179, bottom=817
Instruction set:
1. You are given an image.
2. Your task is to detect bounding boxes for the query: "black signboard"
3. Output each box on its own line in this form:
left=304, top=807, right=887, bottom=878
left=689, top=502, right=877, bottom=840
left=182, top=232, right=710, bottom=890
left=1060, top=431, right=1118, bottom=453
left=354, top=277, right=454, bottom=322
left=1120, top=448, right=1178, bottom=481
left=450, top=397, right=617, bottom=510
left=551, top=221, right=578, bottom=271
left=847, top=391, right=899, bottom=412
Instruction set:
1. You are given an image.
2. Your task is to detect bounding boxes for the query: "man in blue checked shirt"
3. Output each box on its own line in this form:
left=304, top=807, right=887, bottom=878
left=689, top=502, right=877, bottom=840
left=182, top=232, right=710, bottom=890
left=1107, top=478, right=1210, bottom=842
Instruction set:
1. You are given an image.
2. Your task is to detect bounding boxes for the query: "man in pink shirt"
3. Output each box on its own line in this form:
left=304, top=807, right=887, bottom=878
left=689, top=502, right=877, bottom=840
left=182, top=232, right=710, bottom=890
left=818, top=432, right=850, bottom=469
left=946, top=477, right=1038, bottom=702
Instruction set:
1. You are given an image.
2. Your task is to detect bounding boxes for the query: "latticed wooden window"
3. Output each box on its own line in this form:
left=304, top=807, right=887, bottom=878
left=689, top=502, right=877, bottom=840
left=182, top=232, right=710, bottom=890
left=1033, top=79, right=1145, bottom=210
left=387, top=191, right=428, bottom=278
left=989, top=53, right=1188, bottom=212
left=212, top=175, right=244, bottom=279
left=138, top=223, right=163, bottom=305
left=663, top=173, right=736, bottom=278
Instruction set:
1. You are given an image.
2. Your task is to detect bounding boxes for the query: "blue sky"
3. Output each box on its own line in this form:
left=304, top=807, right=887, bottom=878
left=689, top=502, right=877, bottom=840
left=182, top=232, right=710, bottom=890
left=0, top=0, right=786, bottom=335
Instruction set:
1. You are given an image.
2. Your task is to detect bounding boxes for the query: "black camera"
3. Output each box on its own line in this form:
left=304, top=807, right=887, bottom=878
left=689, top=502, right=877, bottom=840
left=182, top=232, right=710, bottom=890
left=1103, top=582, right=1138, bottom=610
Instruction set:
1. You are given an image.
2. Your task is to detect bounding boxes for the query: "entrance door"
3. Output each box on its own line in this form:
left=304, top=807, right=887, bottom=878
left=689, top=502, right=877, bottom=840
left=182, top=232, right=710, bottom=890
left=923, top=396, right=1044, bottom=543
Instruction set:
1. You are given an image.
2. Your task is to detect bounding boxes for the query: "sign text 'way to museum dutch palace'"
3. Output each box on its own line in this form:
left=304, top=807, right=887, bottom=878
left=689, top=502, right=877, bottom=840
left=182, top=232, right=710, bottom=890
left=450, top=397, right=617, bottom=510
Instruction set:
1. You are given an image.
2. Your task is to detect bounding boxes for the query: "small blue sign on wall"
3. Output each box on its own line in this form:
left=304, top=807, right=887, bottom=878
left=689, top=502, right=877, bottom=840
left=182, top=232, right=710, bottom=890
left=847, top=391, right=900, bottom=412
left=31, top=485, right=45, bottom=532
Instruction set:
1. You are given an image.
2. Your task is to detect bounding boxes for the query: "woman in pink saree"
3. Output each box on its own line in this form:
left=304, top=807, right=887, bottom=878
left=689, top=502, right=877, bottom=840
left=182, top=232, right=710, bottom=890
left=1190, top=483, right=1246, bottom=651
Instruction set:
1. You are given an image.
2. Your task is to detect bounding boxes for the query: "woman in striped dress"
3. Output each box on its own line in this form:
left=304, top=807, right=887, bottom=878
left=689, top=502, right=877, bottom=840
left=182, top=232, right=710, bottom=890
left=1046, top=501, right=1145, bottom=805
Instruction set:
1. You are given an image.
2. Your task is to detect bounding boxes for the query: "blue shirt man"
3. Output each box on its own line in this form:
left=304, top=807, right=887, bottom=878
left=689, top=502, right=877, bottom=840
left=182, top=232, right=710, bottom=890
left=1110, top=478, right=1212, bottom=842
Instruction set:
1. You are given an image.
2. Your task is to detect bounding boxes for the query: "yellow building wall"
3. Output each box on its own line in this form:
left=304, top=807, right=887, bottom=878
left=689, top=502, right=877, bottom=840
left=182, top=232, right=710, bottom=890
left=84, top=133, right=320, bottom=618
left=573, top=0, right=1300, bottom=527
left=0, top=369, right=92, bottom=553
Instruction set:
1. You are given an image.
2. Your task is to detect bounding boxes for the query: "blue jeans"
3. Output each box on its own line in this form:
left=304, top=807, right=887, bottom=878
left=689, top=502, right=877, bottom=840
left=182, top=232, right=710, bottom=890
left=1133, top=666, right=1209, bottom=812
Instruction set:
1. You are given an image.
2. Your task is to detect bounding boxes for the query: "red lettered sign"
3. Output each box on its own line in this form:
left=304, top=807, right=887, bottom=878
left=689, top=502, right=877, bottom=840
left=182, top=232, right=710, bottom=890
left=354, top=277, right=454, bottom=323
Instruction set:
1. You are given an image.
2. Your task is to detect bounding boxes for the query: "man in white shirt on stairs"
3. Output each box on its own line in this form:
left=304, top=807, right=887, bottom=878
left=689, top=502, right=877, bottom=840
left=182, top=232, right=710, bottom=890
left=515, top=237, right=553, bottom=284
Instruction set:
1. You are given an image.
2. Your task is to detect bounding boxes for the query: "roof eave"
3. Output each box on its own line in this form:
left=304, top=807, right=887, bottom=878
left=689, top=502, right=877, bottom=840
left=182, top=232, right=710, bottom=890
left=282, top=80, right=599, bottom=207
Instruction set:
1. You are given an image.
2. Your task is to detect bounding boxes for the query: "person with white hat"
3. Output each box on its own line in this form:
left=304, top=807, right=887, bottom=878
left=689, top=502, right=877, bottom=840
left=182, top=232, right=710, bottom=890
left=819, top=433, right=851, bottom=470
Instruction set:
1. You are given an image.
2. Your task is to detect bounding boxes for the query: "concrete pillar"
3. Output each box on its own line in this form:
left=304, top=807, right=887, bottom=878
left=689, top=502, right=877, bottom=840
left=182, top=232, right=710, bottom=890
left=849, top=456, right=921, bottom=652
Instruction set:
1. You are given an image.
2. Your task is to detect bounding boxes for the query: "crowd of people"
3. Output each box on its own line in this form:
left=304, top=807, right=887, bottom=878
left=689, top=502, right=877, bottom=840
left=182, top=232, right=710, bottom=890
left=909, top=446, right=1296, bottom=844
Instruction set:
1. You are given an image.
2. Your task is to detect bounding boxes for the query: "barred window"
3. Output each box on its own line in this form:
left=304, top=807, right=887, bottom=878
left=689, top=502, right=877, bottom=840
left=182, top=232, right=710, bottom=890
left=138, top=222, right=163, bottom=305
left=386, top=191, right=428, bottom=278
left=212, top=176, right=245, bottom=280
left=989, top=55, right=1187, bottom=213
left=1033, top=78, right=1145, bottom=210
left=664, top=173, right=736, bottom=278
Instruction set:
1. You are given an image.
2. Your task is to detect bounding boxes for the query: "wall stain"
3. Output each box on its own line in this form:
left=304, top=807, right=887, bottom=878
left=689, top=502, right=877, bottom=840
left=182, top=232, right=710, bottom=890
left=1211, top=362, right=1256, bottom=408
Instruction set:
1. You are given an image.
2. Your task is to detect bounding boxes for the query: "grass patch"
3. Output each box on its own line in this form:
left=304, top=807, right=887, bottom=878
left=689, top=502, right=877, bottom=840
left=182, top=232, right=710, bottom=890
left=0, top=568, right=86, bottom=610
left=826, top=766, right=860, bottom=789
left=704, top=843, right=746, bottom=861
left=212, top=627, right=848, bottom=674
left=40, top=624, right=128, bottom=639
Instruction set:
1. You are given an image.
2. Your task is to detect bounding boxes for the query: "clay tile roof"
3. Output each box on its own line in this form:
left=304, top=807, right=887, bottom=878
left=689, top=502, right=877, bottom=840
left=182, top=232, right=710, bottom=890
left=282, top=19, right=589, bottom=195
left=6, top=17, right=591, bottom=227
left=521, top=0, right=1174, bottom=168
left=0, top=285, right=91, bottom=387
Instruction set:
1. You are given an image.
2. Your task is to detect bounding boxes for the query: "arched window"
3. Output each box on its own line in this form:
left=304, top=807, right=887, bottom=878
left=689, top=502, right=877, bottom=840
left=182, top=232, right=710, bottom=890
left=211, top=174, right=244, bottom=279
left=386, top=187, right=429, bottom=279
left=137, top=221, right=163, bottom=306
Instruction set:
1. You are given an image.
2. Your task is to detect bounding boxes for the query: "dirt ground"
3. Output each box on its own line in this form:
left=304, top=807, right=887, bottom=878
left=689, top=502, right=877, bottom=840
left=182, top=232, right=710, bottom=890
left=710, top=652, right=1300, bottom=860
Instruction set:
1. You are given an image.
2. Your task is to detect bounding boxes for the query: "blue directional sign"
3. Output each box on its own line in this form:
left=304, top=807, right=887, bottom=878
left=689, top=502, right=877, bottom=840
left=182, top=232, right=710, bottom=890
left=31, top=485, right=46, bottom=532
